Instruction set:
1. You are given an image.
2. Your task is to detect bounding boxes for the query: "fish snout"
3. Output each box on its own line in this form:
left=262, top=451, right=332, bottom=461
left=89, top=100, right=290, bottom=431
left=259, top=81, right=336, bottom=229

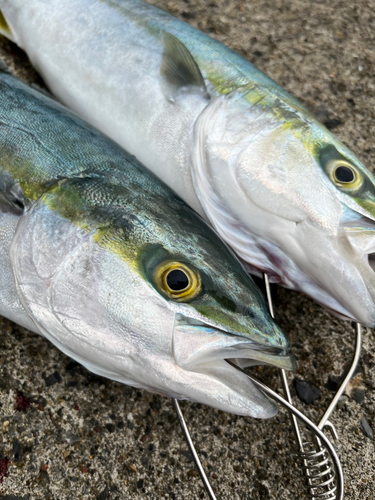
left=172, top=314, right=296, bottom=372
left=169, top=314, right=295, bottom=417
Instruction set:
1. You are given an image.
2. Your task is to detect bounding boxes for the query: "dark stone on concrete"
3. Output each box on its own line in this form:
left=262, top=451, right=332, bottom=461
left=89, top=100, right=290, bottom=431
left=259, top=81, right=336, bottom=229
left=66, top=360, right=80, bottom=373
left=325, top=375, right=340, bottom=392
left=360, top=417, right=373, bottom=440
left=97, top=485, right=109, bottom=500
left=180, top=450, right=194, bottom=462
left=0, top=457, right=10, bottom=484
left=352, top=388, right=365, bottom=404
left=12, top=439, right=23, bottom=463
left=137, top=478, right=144, bottom=488
left=294, top=378, right=321, bottom=404
left=43, top=371, right=62, bottom=386
left=324, top=118, right=343, bottom=130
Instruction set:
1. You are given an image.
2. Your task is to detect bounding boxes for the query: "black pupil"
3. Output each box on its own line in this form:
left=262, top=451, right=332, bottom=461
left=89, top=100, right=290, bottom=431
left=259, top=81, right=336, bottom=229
left=335, top=166, right=354, bottom=183
left=166, top=269, right=189, bottom=291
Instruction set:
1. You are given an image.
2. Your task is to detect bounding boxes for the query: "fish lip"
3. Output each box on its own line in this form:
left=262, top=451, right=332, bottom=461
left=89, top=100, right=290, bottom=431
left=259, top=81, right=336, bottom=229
left=173, top=315, right=296, bottom=372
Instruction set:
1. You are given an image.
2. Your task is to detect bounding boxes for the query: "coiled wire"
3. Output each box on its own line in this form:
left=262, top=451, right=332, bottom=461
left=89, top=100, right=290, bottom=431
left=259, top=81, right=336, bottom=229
left=298, top=438, right=337, bottom=499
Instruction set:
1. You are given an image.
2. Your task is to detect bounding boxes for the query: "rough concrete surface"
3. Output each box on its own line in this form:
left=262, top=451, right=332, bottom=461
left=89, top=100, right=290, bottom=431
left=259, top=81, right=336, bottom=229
left=0, top=0, right=374, bottom=499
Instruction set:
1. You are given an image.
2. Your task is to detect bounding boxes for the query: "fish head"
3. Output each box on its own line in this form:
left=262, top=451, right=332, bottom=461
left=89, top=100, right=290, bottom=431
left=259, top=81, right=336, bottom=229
left=136, top=234, right=295, bottom=418
left=13, top=174, right=294, bottom=419
left=191, top=83, right=375, bottom=326
left=124, top=188, right=296, bottom=418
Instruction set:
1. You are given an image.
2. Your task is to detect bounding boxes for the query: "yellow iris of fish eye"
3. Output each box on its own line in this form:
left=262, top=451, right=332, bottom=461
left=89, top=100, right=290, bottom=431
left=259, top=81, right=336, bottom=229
left=328, top=160, right=363, bottom=190
left=154, top=261, right=201, bottom=300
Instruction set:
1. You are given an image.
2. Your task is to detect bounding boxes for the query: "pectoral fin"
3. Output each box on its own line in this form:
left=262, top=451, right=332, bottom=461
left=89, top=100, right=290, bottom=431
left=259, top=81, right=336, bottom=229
left=160, top=32, right=207, bottom=102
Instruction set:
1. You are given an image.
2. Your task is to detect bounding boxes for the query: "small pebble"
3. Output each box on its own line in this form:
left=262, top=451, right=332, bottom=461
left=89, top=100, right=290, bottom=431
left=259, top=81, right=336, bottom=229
left=294, top=378, right=321, bottom=404
left=187, top=469, right=199, bottom=477
left=324, top=375, right=340, bottom=392
left=12, top=438, right=23, bottom=463
left=97, top=485, right=109, bottom=500
left=43, top=371, right=62, bottom=387
left=352, top=388, right=365, bottom=404
left=360, top=416, right=373, bottom=440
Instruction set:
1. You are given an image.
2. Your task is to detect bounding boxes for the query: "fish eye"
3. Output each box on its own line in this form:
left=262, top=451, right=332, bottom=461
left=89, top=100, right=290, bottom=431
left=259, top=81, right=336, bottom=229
left=334, top=165, right=354, bottom=183
left=328, top=160, right=362, bottom=190
left=166, top=269, right=189, bottom=291
left=154, top=261, right=201, bottom=300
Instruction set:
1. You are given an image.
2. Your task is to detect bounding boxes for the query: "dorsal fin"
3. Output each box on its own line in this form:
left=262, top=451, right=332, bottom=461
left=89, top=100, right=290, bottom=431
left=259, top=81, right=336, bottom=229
left=160, top=32, right=207, bottom=102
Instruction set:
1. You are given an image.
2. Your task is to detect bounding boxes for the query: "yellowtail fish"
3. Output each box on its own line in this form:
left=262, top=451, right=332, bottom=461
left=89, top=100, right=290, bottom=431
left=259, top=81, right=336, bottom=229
left=0, top=0, right=373, bottom=325
left=0, top=62, right=295, bottom=418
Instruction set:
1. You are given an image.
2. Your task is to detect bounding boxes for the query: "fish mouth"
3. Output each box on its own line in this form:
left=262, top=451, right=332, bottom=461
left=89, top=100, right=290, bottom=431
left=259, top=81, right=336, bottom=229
left=173, top=316, right=295, bottom=371
left=172, top=314, right=295, bottom=417
left=342, top=213, right=375, bottom=275
left=368, top=253, right=375, bottom=272
left=330, top=211, right=375, bottom=325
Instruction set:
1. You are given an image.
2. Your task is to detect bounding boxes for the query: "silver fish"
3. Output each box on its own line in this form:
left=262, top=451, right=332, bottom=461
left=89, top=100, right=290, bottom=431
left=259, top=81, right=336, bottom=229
left=0, top=64, right=294, bottom=418
left=1, top=0, right=374, bottom=325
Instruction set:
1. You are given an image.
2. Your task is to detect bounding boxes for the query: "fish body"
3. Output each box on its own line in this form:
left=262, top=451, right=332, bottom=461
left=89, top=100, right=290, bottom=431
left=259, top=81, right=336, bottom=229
left=0, top=67, right=294, bottom=417
left=1, top=0, right=375, bottom=325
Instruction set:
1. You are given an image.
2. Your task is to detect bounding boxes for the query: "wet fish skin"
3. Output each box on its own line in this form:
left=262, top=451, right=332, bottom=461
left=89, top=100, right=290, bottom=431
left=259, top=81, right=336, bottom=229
left=2, top=0, right=375, bottom=325
left=0, top=67, right=295, bottom=418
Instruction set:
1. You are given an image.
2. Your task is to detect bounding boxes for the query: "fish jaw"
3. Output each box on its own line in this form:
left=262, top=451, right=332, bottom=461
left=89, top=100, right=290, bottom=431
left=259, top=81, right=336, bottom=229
left=170, top=313, right=295, bottom=417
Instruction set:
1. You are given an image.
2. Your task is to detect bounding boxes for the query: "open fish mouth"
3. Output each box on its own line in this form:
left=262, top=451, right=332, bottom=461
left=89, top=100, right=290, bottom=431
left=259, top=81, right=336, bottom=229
left=173, top=316, right=295, bottom=371
left=368, top=254, right=375, bottom=272
left=171, top=314, right=296, bottom=417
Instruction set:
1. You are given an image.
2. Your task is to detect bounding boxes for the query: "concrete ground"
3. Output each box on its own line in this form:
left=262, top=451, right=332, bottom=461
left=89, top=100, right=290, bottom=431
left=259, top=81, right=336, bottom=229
left=0, top=0, right=374, bottom=499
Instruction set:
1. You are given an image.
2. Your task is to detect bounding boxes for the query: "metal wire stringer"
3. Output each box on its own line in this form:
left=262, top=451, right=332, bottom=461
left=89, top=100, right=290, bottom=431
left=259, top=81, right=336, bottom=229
left=172, top=272, right=364, bottom=499
left=172, top=365, right=344, bottom=500
left=263, top=274, right=362, bottom=500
